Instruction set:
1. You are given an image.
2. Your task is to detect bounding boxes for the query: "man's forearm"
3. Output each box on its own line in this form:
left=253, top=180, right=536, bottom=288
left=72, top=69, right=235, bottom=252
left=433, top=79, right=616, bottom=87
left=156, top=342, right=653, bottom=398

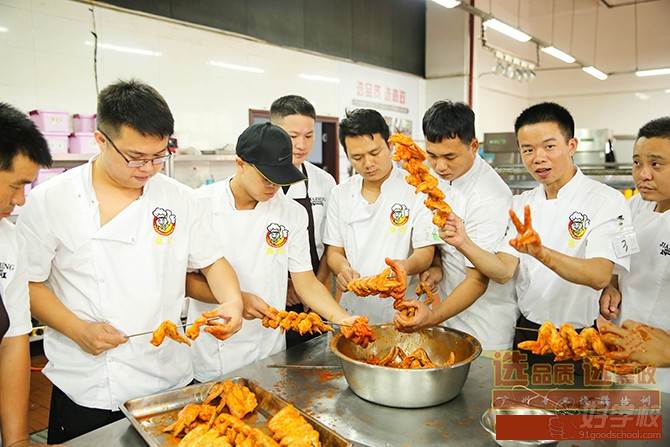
left=186, top=272, right=217, bottom=303
left=29, top=282, right=84, bottom=341
left=536, top=247, right=613, bottom=290
left=430, top=274, right=489, bottom=325
left=326, top=248, right=350, bottom=276
left=459, top=239, right=517, bottom=284
left=201, top=259, right=244, bottom=312
left=0, top=336, right=30, bottom=446
left=403, top=246, right=435, bottom=275
left=292, top=273, right=350, bottom=323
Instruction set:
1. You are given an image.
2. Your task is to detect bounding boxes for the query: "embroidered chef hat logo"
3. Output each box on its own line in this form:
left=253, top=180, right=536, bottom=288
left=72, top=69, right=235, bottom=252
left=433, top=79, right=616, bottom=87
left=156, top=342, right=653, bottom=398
left=567, top=211, right=590, bottom=240
left=390, top=203, right=410, bottom=226
left=266, top=222, right=289, bottom=248
left=152, top=207, right=176, bottom=236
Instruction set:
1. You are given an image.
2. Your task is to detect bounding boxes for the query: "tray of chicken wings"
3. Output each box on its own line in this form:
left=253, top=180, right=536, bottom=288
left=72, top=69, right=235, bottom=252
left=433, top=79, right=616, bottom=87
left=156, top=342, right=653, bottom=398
left=120, top=377, right=351, bottom=447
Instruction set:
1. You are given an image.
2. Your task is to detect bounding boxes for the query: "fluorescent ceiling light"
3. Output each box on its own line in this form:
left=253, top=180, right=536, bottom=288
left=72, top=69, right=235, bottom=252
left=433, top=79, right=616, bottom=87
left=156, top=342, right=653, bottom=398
left=665, top=89, right=670, bottom=93
left=635, top=93, right=650, bottom=100
left=541, top=46, right=575, bottom=64
left=483, top=18, right=531, bottom=43
left=432, top=0, right=461, bottom=8
left=85, top=41, right=161, bottom=56
left=299, top=74, right=340, bottom=84
left=582, top=66, right=608, bottom=80
left=635, top=68, right=670, bottom=77
left=0, top=26, right=9, bottom=33
left=208, top=61, right=264, bottom=73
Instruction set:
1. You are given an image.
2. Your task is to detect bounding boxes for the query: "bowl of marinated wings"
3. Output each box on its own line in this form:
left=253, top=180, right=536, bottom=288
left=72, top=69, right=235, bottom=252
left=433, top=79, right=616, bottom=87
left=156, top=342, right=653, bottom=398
left=330, top=324, right=481, bottom=408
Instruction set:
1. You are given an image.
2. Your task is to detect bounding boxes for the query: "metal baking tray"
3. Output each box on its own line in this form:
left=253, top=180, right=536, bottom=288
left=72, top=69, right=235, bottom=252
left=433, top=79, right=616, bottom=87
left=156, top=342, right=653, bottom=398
left=120, top=377, right=351, bottom=447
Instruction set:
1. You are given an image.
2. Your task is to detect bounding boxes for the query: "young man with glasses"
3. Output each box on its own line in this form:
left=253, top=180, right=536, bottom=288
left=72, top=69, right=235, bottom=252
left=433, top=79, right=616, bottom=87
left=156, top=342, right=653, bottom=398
left=17, top=80, right=244, bottom=443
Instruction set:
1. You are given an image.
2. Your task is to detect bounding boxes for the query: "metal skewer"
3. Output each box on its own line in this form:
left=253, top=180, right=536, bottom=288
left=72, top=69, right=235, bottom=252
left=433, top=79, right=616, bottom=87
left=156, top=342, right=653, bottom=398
left=126, top=317, right=223, bottom=338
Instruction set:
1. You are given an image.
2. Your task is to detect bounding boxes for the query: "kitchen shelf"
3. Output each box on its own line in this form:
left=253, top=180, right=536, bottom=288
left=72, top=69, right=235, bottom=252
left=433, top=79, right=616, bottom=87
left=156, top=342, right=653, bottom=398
left=52, top=153, right=93, bottom=162
left=173, top=154, right=236, bottom=162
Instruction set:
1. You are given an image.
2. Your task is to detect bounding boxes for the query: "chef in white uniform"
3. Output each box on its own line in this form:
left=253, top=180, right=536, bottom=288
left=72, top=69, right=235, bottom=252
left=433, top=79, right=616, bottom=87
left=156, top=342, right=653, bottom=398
left=599, top=117, right=670, bottom=392
left=440, top=103, right=632, bottom=361
left=270, top=95, right=337, bottom=347
left=17, top=81, right=243, bottom=444
left=187, top=123, right=354, bottom=381
left=325, top=109, right=440, bottom=324
left=0, top=103, right=54, bottom=447
left=394, top=101, right=517, bottom=350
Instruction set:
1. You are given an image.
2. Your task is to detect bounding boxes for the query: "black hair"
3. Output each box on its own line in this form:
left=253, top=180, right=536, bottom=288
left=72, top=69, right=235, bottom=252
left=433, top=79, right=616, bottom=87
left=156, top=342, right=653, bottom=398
left=97, top=79, right=174, bottom=138
left=270, top=95, right=316, bottom=122
left=422, top=100, right=475, bottom=145
left=0, top=103, right=52, bottom=171
left=339, top=109, right=390, bottom=153
left=514, top=102, right=574, bottom=141
left=637, top=117, right=670, bottom=141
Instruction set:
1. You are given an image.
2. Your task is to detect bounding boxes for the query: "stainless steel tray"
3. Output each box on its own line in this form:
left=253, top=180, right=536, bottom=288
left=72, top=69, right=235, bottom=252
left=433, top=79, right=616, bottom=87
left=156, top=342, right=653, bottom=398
left=120, top=377, right=352, bottom=447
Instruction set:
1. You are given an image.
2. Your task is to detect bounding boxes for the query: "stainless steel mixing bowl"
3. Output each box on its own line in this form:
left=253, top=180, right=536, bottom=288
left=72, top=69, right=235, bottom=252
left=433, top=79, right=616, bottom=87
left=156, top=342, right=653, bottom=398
left=330, top=324, right=481, bottom=408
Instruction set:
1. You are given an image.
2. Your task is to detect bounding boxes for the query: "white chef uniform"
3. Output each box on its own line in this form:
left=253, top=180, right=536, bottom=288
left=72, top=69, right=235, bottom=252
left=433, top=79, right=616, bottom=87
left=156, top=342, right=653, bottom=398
left=189, top=178, right=313, bottom=381
left=438, top=156, right=519, bottom=350
left=498, top=168, right=632, bottom=328
left=285, top=161, right=336, bottom=259
left=618, top=194, right=670, bottom=392
left=0, top=219, right=32, bottom=337
left=323, top=166, right=441, bottom=323
left=16, top=158, right=223, bottom=410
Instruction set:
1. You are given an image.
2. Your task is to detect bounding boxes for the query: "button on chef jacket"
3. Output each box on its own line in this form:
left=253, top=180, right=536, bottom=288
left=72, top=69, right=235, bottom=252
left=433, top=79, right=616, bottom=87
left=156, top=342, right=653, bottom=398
left=189, top=177, right=313, bottom=382
left=0, top=219, right=32, bottom=339
left=437, top=156, right=519, bottom=350
left=323, top=166, right=441, bottom=323
left=618, top=194, right=670, bottom=392
left=284, top=161, right=336, bottom=259
left=16, top=158, right=223, bottom=410
left=497, top=169, right=631, bottom=328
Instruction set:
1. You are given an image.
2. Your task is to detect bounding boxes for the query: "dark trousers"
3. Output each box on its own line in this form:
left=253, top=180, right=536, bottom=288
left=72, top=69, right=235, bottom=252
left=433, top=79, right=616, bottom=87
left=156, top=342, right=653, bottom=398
left=513, top=314, right=600, bottom=388
left=285, top=303, right=319, bottom=348
left=47, top=385, right=124, bottom=444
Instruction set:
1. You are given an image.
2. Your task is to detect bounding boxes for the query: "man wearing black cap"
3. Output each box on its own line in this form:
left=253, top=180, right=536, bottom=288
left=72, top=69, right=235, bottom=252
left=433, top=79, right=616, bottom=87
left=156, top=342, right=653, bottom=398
left=186, top=122, right=356, bottom=381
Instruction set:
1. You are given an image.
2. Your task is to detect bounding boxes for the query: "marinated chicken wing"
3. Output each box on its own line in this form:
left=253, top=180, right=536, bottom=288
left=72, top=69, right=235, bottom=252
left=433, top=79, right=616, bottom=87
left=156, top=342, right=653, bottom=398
left=221, top=380, right=258, bottom=420
left=268, top=405, right=321, bottom=447
left=261, top=308, right=334, bottom=336
left=186, top=310, right=220, bottom=340
left=163, top=403, right=202, bottom=437
left=347, top=257, right=407, bottom=301
left=151, top=320, right=191, bottom=347
left=340, top=316, right=376, bottom=348
left=366, top=346, right=446, bottom=369
left=517, top=321, right=646, bottom=375
left=389, top=133, right=452, bottom=227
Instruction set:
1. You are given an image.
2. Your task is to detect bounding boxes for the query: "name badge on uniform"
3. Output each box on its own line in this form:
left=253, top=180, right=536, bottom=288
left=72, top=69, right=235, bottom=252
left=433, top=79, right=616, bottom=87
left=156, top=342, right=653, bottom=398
left=612, top=225, right=639, bottom=258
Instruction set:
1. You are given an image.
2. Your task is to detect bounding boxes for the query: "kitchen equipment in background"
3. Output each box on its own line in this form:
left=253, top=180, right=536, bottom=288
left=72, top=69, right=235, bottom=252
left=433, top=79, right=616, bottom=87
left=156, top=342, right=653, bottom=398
left=33, top=168, right=66, bottom=186
left=331, top=324, right=481, bottom=408
left=41, top=132, right=69, bottom=154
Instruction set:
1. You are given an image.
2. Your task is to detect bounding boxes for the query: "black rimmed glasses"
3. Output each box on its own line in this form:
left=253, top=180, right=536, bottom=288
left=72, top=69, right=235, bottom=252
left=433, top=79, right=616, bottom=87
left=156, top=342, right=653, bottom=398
left=98, top=129, right=172, bottom=168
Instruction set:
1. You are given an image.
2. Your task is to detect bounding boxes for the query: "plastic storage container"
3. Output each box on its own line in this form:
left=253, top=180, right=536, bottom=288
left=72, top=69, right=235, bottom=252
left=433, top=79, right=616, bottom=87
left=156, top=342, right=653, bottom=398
left=42, top=132, right=69, bottom=154
left=73, top=114, right=96, bottom=133
left=68, top=132, right=98, bottom=154
left=29, top=110, right=70, bottom=133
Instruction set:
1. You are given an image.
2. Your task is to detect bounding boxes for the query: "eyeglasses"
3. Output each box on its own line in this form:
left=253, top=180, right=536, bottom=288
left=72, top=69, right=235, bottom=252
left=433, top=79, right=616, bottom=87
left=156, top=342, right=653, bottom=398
left=98, top=129, right=172, bottom=168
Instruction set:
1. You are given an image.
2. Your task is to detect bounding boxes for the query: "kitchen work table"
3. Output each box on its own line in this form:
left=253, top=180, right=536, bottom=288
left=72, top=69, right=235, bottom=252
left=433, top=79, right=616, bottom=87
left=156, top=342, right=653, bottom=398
left=66, top=335, right=669, bottom=446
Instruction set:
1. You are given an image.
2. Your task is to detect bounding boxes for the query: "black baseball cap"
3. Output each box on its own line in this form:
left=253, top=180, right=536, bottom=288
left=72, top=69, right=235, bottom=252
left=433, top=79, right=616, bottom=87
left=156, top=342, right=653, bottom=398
left=235, top=122, right=306, bottom=186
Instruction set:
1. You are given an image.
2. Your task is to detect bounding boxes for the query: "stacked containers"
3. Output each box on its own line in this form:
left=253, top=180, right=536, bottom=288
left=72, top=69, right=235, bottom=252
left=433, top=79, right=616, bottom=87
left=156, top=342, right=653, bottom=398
left=69, top=114, right=98, bottom=153
left=29, top=110, right=70, bottom=154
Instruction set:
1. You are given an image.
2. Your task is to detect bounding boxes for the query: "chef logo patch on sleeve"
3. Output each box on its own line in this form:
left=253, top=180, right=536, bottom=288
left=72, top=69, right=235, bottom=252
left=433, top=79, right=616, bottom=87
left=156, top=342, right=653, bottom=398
left=266, top=223, right=289, bottom=249
left=390, top=203, right=410, bottom=226
left=152, top=207, right=176, bottom=236
left=567, top=211, right=590, bottom=240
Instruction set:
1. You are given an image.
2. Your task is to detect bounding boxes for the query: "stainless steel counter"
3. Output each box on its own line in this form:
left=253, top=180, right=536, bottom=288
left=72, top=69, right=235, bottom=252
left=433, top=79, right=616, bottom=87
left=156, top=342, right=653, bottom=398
left=66, top=335, right=669, bottom=446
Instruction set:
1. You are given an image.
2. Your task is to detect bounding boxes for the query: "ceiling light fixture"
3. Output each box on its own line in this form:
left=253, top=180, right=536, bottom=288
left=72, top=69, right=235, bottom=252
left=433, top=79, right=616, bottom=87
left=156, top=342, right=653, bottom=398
left=582, top=66, right=608, bottom=80
left=208, top=61, right=264, bottom=73
left=298, top=74, right=340, bottom=83
left=483, top=18, right=531, bottom=43
left=635, top=68, right=670, bottom=77
left=541, top=46, right=576, bottom=64
left=84, top=41, right=161, bottom=56
left=432, top=0, right=461, bottom=8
